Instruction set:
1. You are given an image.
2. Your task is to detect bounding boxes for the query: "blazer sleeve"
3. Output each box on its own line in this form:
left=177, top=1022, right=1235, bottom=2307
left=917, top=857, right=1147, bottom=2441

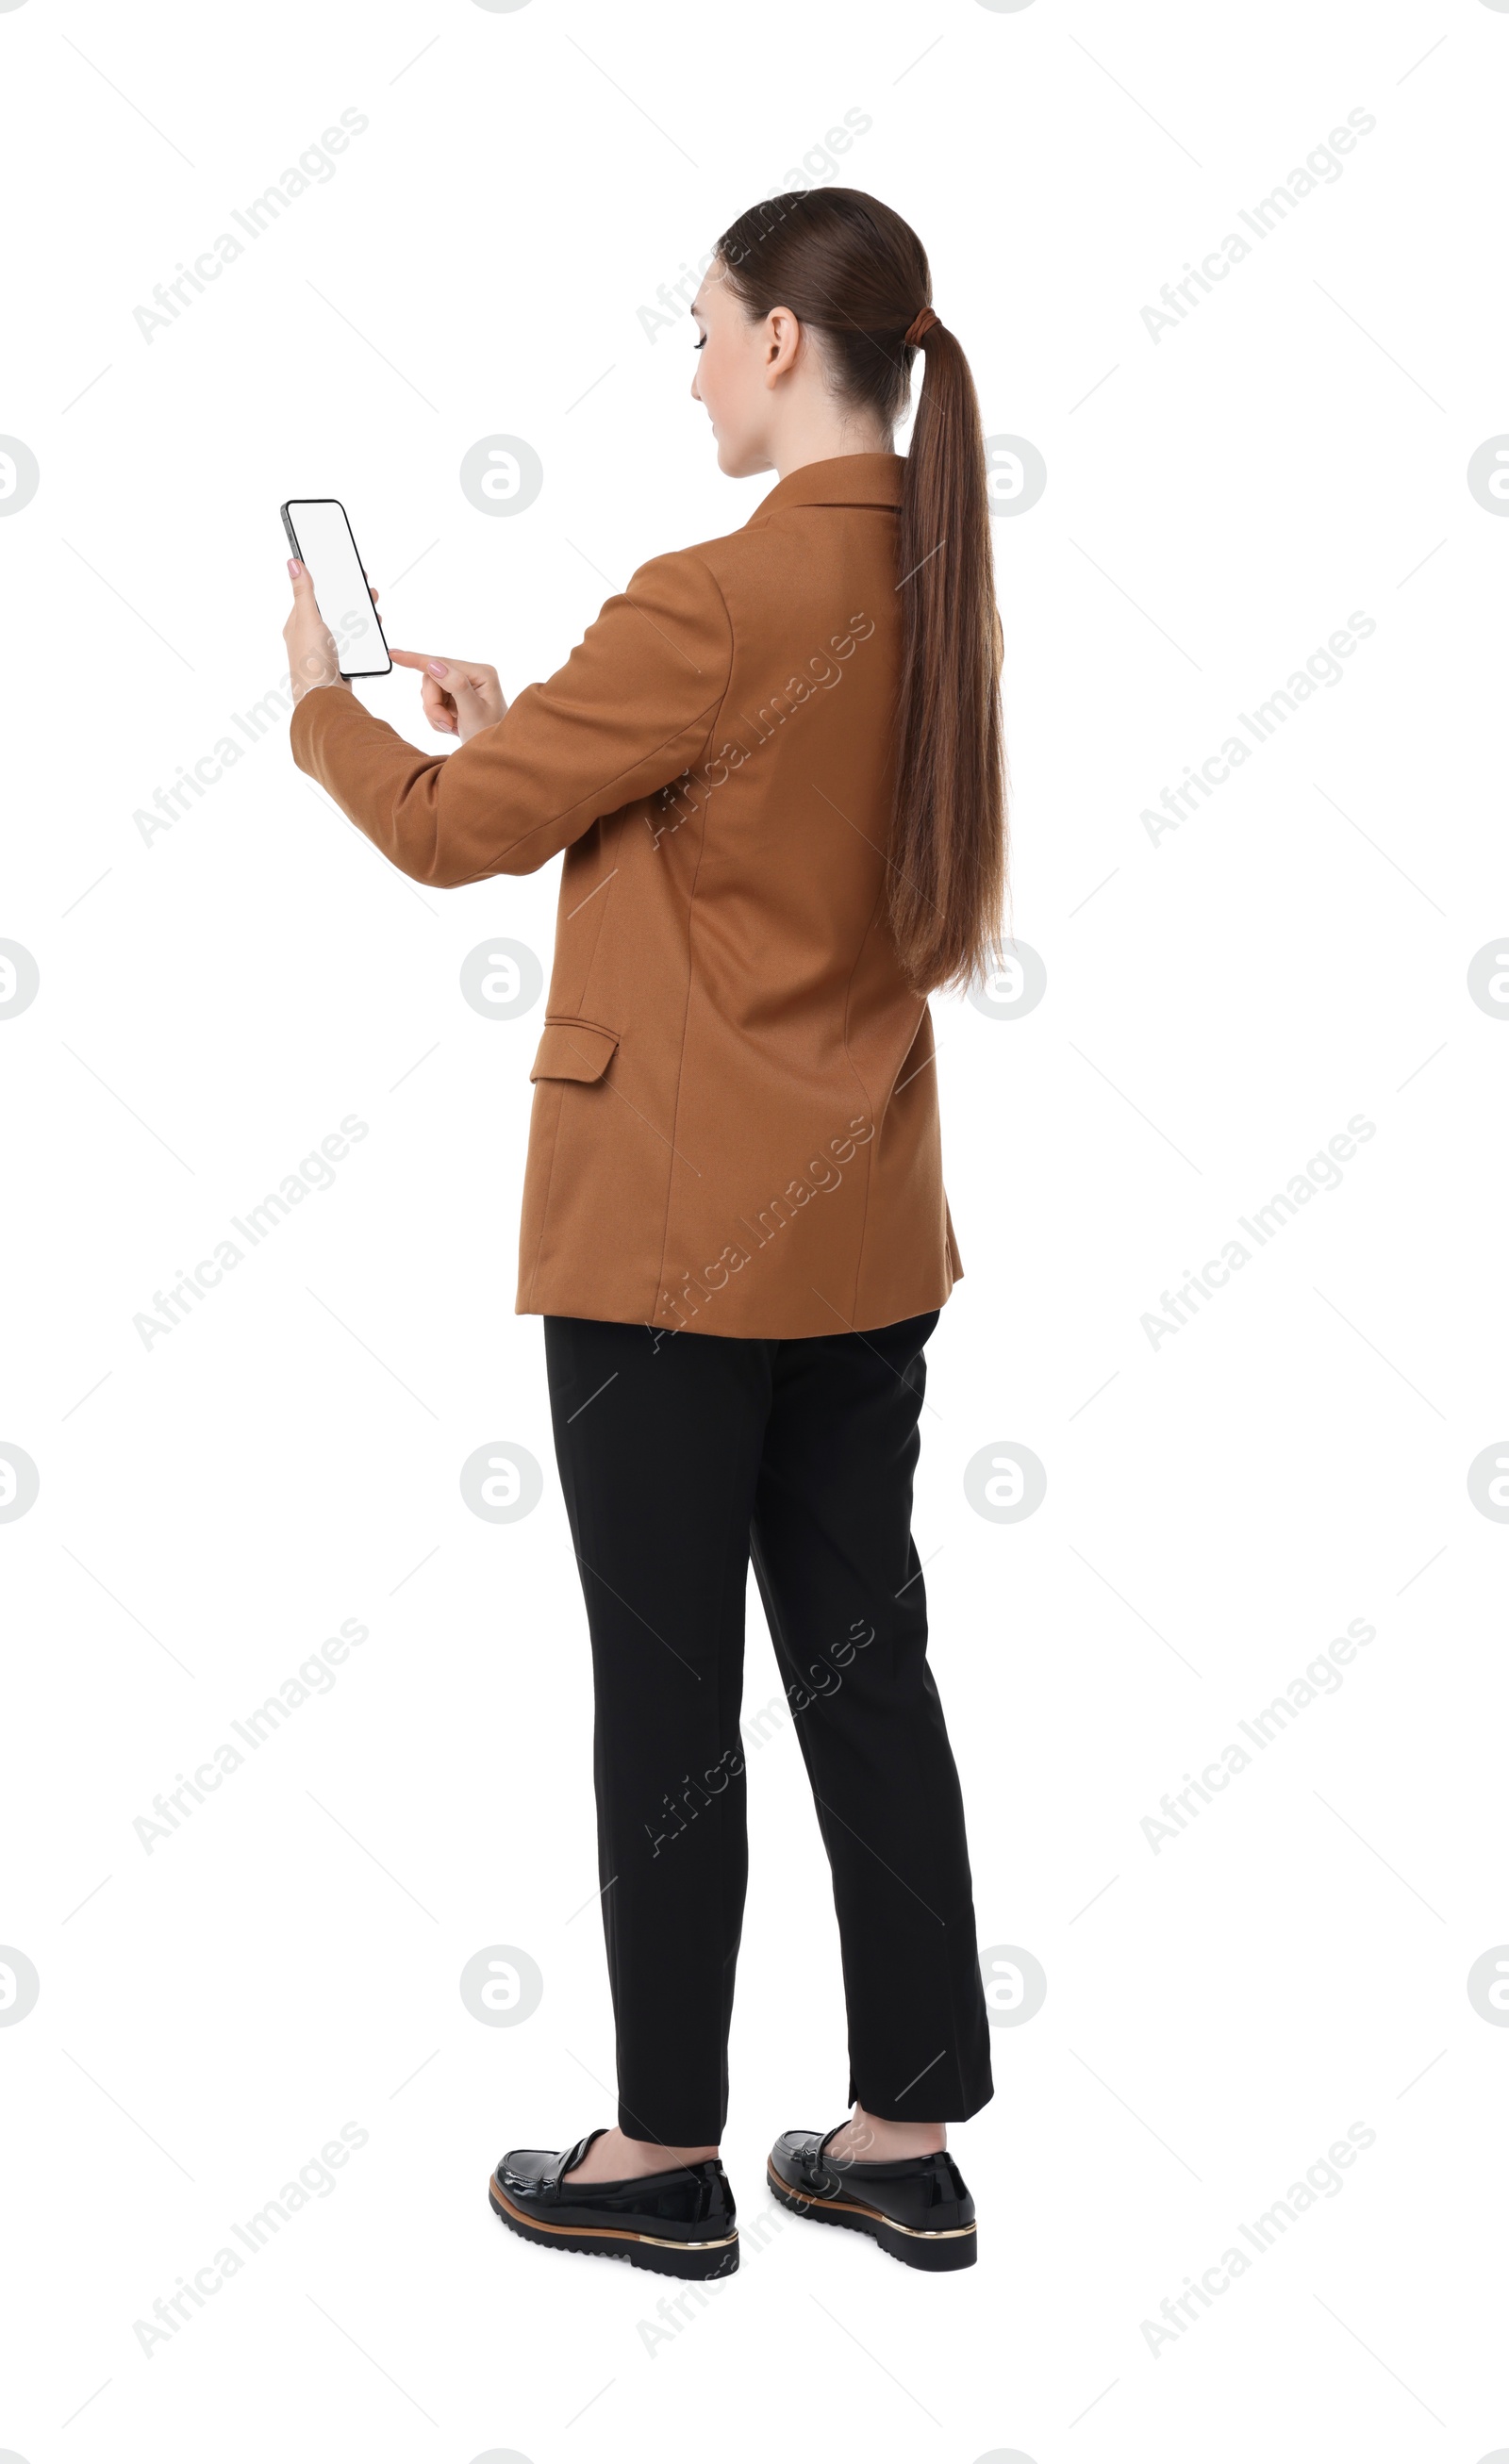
left=288, top=549, right=733, bottom=886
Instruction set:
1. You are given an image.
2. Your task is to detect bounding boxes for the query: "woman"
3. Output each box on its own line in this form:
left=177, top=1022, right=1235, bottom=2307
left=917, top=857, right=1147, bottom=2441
left=284, top=187, right=1003, bottom=2280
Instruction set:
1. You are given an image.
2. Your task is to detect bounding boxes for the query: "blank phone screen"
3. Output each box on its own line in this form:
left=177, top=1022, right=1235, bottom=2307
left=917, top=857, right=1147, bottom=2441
left=283, top=500, right=391, bottom=676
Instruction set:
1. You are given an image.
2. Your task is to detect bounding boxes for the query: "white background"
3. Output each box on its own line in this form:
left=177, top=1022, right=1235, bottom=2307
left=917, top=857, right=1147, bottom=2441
left=2, top=1, right=1507, bottom=2457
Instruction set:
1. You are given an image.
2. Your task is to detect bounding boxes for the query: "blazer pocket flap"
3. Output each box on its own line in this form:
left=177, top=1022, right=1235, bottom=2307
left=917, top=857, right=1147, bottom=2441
left=529, top=1017, right=621, bottom=1084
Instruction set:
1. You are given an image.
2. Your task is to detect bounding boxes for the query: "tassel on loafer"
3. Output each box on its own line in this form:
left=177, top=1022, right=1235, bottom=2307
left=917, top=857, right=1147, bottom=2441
left=489, top=2129, right=739, bottom=2279
left=767, top=2124, right=978, bottom=2271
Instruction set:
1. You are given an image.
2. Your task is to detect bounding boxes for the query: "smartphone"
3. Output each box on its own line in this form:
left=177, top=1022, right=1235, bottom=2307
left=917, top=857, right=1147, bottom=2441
left=280, top=498, right=392, bottom=678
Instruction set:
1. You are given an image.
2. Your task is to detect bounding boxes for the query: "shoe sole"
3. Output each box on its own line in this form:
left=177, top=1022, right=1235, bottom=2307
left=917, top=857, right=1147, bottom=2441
left=489, top=2176, right=739, bottom=2279
left=766, top=2159, right=978, bottom=2271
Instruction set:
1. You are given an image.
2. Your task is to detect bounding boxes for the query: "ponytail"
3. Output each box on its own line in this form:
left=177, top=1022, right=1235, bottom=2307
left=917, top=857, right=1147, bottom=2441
left=713, top=188, right=1006, bottom=995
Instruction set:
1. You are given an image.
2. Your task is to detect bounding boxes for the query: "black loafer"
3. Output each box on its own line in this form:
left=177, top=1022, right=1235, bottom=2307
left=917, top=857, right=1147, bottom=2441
left=489, top=2130, right=738, bottom=2279
left=768, top=2125, right=977, bottom=2271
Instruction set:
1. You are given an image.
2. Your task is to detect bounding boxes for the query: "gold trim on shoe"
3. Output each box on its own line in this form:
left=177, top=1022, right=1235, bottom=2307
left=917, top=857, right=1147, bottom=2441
left=490, top=2178, right=738, bottom=2249
left=768, top=2158, right=978, bottom=2238
left=637, top=2228, right=739, bottom=2249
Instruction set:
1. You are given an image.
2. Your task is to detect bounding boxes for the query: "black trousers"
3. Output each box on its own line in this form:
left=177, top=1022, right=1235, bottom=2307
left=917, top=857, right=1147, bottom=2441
left=542, top=1307, right=994, bottom=2146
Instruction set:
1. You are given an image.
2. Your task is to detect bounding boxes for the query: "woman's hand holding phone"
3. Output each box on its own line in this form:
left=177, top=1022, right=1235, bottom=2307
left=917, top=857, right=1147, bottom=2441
left=282, top=551, right=504, bottom=740
left=389, top=649, right=506, bottom=743
left=284, top=558, right=353, bottom=702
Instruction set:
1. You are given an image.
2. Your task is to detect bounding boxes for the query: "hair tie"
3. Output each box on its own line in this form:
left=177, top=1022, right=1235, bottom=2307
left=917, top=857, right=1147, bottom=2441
left=903, top=306, right=938, bottom=348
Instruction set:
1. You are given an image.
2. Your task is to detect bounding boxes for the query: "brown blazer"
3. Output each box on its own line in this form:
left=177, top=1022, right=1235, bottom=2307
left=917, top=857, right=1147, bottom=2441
left=290, top=450, right=963, bottom=1338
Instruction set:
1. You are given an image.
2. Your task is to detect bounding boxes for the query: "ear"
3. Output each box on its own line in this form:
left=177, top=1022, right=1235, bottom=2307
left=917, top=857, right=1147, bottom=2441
left=764, top=306, right=802, bottom=381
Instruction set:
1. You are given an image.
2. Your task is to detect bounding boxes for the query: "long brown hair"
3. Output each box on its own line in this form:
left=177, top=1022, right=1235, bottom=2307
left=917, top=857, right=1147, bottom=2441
left=713, top=187, right=1006, bottom=996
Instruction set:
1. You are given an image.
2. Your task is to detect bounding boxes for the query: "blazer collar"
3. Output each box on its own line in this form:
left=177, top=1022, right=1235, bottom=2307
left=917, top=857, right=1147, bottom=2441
left=745, top=452, right=905, bottom=524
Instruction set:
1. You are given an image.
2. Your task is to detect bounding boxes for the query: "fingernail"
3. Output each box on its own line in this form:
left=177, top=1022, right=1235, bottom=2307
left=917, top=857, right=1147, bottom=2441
left=288, top=558, right=301, bottom=577
left=427, top=659, right=449, bottom=679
